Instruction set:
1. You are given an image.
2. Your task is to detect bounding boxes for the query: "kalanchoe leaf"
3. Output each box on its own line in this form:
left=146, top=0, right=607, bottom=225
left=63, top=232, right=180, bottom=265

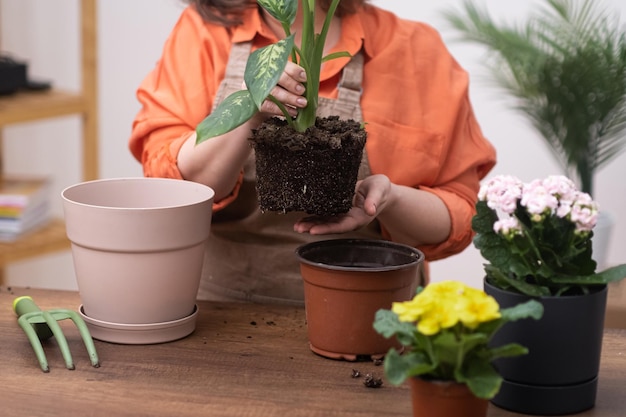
left=472, top=201, right=498, bottom=234
left=245, top=35, right=295, bottom=110
left=196, top=91, right=257, bottom=143
left=485, top=265, right=551, bottom=297
left=550, top=264, right=626, bottom=285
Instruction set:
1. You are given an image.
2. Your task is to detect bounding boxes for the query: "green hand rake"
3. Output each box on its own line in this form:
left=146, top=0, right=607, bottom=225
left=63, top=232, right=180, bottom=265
left=13, top=296, right=100, bottom=372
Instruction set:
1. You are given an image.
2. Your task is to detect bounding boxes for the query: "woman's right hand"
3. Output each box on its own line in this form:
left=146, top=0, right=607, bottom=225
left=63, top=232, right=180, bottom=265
left=253, top=61, right=308, bottom=119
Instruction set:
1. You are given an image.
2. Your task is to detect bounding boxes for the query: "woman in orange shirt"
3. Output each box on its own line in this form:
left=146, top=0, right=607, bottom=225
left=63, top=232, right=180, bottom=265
left=129, top=0, right=497, bottom=304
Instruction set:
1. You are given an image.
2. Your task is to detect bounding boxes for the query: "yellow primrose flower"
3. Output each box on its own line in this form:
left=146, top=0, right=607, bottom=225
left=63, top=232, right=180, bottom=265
left=391, top=281, right=501, bottom=334
left=373, top=279, right=544, bottom=400
left=417, top=302, right=460, bottom=335
left=391, top=297, right=426, bottom=322
left=457, top=287, right=501, bottom=328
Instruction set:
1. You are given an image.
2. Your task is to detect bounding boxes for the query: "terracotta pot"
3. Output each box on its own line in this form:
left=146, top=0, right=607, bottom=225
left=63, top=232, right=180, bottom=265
left=410, top=378, right=488, bottom=417
left=295, top=239, right=424, bottom=360
left=62, top=178, right=214, bottom=344
left=485, top=280, right=607, bottom=415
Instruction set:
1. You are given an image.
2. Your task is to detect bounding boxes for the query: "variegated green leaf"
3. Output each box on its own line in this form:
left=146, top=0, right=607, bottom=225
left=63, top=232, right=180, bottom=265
left=257, top=0, right=298, bottom=26
left=245, top=35, right=295, bottom=110
left=195, top=90, right=257, bottom=144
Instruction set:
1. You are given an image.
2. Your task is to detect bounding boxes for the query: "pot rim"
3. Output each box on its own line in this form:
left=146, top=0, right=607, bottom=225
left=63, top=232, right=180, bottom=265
left=483, top=278, right=607, bottom=300
left=295, top=238, right=424, bottom=272
left=62, top=177, right=215, bottom=210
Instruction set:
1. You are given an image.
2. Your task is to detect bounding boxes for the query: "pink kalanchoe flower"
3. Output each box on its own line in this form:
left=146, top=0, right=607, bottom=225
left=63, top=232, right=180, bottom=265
left=494, top=216, right=522, bottom=237
left=570, top=192, right=599, bottom=232
left=541, top=175, right=578, bottom=202
left=479, top=175, right=523, bottom=215
left=521, top=180, right=559, bottom=218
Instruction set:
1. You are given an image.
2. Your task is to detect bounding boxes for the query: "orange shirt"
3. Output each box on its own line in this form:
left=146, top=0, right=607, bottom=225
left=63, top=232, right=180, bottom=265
left=129, top=4, right=496, bottom=261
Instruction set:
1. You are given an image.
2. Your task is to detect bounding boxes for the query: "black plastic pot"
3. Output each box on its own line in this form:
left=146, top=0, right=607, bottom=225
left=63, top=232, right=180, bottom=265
left=484, top=280, right=607, bottom=415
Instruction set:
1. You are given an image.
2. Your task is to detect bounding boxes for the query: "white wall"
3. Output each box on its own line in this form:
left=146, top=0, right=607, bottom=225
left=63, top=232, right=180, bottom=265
left=1, top=0, right=625, bottom=290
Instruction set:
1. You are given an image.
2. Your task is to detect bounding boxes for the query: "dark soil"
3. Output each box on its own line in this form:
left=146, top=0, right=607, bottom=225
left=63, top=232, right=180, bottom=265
left=250, top=116, right=367, bottom=216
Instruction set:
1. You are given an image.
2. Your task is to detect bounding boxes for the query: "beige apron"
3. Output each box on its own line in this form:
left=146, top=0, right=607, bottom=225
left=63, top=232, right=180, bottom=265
left=198, top=42, right=382, bottom=305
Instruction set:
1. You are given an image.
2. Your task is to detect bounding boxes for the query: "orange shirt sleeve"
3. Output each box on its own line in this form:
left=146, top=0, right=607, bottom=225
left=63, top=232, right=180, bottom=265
left=359, top=8, right=497, bottom=260
left=128, top=7, right=241, bottom=211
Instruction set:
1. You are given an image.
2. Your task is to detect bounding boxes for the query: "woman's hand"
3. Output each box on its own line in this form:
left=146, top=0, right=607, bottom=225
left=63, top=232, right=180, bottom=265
left=255, top=61, right=308, bottom=118
left=293, top=175, right=392, bottom=235
left=294, top=174, right=452, bottom=247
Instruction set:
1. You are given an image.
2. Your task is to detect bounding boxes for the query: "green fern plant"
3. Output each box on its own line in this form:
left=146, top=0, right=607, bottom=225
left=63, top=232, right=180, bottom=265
left=195, top=0, right=350, bottom=144
left=443, top=0, right=626, bottom=196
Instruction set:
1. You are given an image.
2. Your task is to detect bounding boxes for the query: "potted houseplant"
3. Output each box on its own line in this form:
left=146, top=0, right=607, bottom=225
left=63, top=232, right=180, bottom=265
left=472, top=174, right=626, bottom=414
left=195, top=0, right=366, bottom=215
left=443, top=0, right=626, bottom=268
left=373, top=280, right=543, bottom=417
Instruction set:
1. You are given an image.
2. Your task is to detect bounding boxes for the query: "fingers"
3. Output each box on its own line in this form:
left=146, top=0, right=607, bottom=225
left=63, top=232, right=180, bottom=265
left=293, top=176, right=392, bottom=235
left=294, top=214, right=360, bottom=235
left=281, top=61, right=307, bottom=95
left=259, top=62, right=308, bottom=117
left=355, top=176, right=390, bottom=217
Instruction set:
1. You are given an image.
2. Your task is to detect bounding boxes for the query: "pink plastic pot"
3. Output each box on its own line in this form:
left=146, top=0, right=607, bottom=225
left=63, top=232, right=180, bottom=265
left=62, top=177, right=214, bottom=343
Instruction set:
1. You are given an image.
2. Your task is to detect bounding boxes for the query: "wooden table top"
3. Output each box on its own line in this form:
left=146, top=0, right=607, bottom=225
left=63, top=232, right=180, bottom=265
left=1, top=286, right=624, bottom=417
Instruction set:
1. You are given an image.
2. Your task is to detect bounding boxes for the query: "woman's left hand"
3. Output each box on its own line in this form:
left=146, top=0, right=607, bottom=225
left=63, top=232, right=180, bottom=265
left=293, top=175, right=392, bottom=235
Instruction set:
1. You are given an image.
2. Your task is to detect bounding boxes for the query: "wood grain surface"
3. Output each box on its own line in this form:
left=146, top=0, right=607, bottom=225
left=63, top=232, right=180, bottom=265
left=1, top=286, right=624, bottom=417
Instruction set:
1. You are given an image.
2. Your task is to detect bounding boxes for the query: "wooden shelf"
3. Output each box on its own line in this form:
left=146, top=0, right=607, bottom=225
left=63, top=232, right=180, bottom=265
left=0, top=89, right=87, bottom=126
left=0, top=0, right=97, bottom=283
left=0, top=218, right=70, bottom=267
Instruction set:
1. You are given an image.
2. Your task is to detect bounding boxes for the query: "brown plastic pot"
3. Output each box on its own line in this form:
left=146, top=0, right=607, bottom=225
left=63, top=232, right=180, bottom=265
left=410, top=378, right=488, bottom=417
left=296, top=239, right=424, bottom=360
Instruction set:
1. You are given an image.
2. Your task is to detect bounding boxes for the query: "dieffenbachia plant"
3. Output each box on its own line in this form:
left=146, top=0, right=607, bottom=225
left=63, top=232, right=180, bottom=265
left=195, top=0, right=351, bottom=144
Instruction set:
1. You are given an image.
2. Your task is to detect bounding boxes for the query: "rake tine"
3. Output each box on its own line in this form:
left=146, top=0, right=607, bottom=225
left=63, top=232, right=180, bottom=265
left=14, top=296, right=100, bottom=371
left=17, top=314, right=50, bottom=372
left=42, top=310, right=75, bottom=370
left=67, top=310, right=100, bottom=368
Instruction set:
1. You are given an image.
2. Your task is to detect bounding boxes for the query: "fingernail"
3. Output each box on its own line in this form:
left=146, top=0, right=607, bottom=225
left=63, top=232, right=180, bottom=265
left=297, top=97, right=307, bottom=106
left=296, top=84, right=305, bottom=93
left=300, top=71, right=307, bottom=81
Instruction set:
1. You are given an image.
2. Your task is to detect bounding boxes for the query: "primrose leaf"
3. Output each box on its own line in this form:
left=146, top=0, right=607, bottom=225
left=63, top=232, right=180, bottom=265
left=245, top=35, right=295, bottom=110
left=383, top=349, right=436, bottom=385
left=458, top=360, right=502, bottom=399
left=195, top=90, right=257, bottom=144
left=257, top=0, right=298, bottom=26
left=373, top=309, right=416, bottom=344
left=488, top=343, right=529, bottom=360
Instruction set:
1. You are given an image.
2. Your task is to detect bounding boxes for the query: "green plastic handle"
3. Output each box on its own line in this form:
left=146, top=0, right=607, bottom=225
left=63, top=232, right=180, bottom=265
left=13, top=296, right=54, bottom=340
left=14, top=296, right=40, bottom=316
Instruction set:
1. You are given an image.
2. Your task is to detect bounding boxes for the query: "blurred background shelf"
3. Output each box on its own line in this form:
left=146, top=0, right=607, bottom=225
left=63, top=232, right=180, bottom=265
left=0, top=218, right=70, bottom=266
left=0, top=89, right=88, bottom=125
left=0, top=0, right=97, bottom=284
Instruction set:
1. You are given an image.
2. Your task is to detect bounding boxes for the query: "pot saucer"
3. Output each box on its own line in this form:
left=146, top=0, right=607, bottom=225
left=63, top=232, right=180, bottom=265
left=79, top=305, right=198, bottom=344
